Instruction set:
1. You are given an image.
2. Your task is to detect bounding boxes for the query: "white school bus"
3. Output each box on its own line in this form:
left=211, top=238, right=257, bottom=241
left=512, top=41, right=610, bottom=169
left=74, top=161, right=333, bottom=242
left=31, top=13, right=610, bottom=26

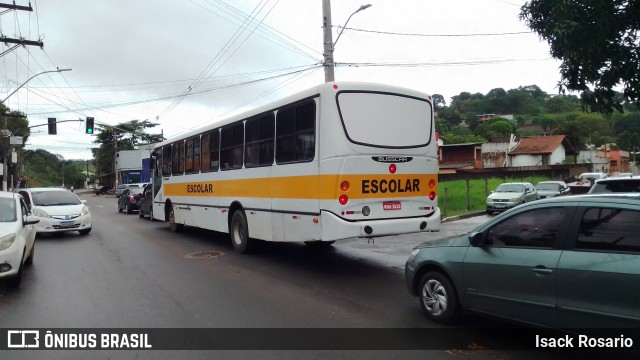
left=148, top=82, right=440, bottom=253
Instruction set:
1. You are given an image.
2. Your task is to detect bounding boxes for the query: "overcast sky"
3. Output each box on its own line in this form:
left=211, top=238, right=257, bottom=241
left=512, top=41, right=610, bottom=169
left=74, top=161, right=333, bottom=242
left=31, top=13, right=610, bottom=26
left=0, top=0, right=561, bottom=160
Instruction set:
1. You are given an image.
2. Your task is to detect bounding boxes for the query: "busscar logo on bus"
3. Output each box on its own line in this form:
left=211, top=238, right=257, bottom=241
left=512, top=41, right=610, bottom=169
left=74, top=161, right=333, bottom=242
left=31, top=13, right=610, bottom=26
left=372, top=156, right=413, bottom=163
left=187, top=183, right=213, bottom=193
left=362, top=178, right=420, bottom=194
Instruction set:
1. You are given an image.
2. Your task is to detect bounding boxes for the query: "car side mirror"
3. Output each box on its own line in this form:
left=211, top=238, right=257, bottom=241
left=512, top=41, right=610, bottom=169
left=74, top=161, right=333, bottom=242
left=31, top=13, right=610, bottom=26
left=24, top=215, right=40, bottom=226
left=469, top=232, right=485, bottom=247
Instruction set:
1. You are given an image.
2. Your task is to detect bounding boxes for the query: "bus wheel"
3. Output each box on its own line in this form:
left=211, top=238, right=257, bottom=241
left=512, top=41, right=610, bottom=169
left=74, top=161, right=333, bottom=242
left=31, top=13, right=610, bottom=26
left=230, top=210, right=252, bottom=254
left=169, top=206, right=183, bottom=233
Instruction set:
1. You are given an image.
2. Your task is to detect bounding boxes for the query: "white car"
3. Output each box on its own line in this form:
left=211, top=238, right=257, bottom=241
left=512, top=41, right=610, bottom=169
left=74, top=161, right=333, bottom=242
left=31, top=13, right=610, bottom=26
left=0, top=191, right=38, bottom=287
left=16, top=188, right=92, bottom=235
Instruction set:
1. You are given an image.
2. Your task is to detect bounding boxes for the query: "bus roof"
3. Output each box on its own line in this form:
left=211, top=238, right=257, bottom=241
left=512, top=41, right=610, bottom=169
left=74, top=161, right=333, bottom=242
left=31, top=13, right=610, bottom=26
left=153, top=81, right=432, bottom=150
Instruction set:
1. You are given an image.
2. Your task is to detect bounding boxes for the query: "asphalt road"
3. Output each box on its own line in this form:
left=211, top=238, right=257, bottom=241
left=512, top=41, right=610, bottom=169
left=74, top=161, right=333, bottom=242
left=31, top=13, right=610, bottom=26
left=0, top=193, right=632, bottom=360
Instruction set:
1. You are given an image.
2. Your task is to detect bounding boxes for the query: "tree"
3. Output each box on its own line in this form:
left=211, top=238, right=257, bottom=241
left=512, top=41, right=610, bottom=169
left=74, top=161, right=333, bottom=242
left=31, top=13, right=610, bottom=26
left=520, top=0, right=640, bottom=114
left=552, top=119, right=590, bottom=154
left=93, top=120, right=164, bottom=186
left=432, top=94, right=446, bottom=110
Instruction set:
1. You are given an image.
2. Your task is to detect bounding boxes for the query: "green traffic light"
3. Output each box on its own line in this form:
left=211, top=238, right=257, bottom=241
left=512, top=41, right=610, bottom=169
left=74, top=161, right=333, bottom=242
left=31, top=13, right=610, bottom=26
left=87, top=128, right=93, bottom=134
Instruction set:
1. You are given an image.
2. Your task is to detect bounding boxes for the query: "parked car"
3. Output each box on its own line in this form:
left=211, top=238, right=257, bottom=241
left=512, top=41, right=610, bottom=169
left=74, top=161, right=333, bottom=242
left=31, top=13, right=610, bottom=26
left=138, top=183, right=154, bottom=219
left=94, top=185, right=113, bottom=195
left=117, top=187, right=145, bottom=214
left=115, top=184, right=128, bottom=198
left=588, top=176, right=640, bottom=194
left=406, top=193, right=640, bottom=328
left=116, top=183, right=148, bottom=198
left=0, top=192, right=38, bottom=287
left=485, top=182, right=537, bottom=214
left=567, top=172, right=608, bottom=186
left=535, top=181, right=570, bottom=199
left=16, top=188, right=92, bottom=235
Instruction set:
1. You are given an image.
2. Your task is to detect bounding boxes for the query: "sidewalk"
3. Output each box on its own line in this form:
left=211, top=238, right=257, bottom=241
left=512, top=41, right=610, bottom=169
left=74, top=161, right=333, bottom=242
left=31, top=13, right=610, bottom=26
left=442, top=210, right=486, bottom=223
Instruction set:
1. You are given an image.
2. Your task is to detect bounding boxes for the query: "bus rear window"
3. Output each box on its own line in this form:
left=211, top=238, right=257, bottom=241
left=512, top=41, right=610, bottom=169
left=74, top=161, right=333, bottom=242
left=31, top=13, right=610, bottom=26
left=337, top=92, right=432, bottom=148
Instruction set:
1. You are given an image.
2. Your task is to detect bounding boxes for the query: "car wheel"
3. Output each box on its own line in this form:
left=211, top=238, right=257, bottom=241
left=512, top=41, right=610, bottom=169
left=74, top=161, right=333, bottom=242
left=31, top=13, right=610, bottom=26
left=169, top=206, right=183, bottom=233
left=126, top=204, right=132, bottom=214
left=78, top=228, right=91, bottom=235
left=486, top=209, right=494, bottom=215
left=25, top=245, right=34, bottom=267
left=8, top=249, right=25, bottom=288
left=418, top=271, right=459, bottom=324
left=230, top=210, right=253, bottom=254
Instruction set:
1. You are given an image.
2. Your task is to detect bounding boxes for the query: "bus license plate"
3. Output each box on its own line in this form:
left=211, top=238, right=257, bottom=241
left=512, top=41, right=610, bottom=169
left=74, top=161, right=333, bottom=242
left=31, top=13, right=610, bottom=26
left=383, top=201, right=401, bottom=210
left=59, top=221, right=74, bottom=227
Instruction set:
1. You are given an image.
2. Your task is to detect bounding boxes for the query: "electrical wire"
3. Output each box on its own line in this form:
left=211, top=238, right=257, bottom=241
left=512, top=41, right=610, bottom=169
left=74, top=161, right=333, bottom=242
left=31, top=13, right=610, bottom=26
left=192, top=0, right=320, bottom=60
left=24, top=64, right=322, bottom=116
left=338, top=26, right=533, bottom=37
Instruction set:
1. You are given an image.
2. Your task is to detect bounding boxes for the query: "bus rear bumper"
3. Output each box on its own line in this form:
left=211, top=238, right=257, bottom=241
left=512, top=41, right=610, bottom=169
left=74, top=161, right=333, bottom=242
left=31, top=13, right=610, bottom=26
left=321, top=207, right=441, bottom=241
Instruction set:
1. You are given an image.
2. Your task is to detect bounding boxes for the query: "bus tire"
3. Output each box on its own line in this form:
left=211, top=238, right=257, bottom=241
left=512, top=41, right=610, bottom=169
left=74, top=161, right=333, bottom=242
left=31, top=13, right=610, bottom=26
left=169, top=206, right=183, bottom=233
left=230, top=210, right=252, bottom=254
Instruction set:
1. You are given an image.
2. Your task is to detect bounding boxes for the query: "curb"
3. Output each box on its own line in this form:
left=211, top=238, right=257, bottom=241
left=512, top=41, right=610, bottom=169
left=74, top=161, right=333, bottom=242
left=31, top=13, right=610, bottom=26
left=442, top=211, right=486, bottom=223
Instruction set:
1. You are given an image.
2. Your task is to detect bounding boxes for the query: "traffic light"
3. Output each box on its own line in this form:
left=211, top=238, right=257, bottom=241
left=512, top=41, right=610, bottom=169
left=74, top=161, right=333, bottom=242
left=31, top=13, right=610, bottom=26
left=86, top=117, right=94, bottom=134
left=48, top=118, right=57, bottom=135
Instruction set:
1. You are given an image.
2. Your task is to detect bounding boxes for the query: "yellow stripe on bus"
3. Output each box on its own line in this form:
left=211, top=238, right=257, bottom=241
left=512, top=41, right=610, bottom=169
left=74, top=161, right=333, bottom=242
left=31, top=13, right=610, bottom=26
left=164, top=174, right=436, bottom=200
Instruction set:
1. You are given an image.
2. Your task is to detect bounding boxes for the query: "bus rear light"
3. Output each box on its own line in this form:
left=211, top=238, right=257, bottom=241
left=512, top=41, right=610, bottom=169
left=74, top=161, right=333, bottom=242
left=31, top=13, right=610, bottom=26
left=389, top=164, right=396, bottom=174
left=339, top=195, right=348, bottom=205
left=333, top=84, right=338, bottom=90
left=313, top=218, right=319, bottom=223
left=429, top=192, right=436, bottom=201
left=340, top=181, right=350, bottom=192
left=429, top=179, right=436, bottom=189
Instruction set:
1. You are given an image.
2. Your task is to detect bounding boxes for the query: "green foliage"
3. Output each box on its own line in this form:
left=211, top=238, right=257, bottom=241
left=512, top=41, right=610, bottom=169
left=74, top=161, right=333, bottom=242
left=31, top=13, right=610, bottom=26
left=93, top=120, right=164, bottom=185
left=439, top=176, right=550, bottom=217
left=21, top=149, right=88, bottom=188
left=520, top=0, right=640, bottom=114
left=435, top=84, right=638, bottom=149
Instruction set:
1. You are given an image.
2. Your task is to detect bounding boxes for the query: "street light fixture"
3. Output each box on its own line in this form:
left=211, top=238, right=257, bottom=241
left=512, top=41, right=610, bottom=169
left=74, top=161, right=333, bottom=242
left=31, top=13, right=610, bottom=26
left=322, top=2, right=372, bottom=82
left=333, top=4, right=372, bottom=48
left=1, top=67, right=72, bottom=191
left=1, top=68, right=72, bottom=104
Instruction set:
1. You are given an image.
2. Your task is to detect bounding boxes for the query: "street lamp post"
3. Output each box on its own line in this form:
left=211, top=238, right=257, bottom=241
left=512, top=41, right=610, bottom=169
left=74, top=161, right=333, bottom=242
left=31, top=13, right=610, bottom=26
left=322, top=2, right=372, bottom=82
left=1, top=68, right=72, bottom=191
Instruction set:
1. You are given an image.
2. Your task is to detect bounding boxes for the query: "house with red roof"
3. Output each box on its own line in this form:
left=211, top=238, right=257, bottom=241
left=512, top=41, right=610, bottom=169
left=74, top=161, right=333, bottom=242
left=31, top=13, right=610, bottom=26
left=507, top=135, right=577, bottom=167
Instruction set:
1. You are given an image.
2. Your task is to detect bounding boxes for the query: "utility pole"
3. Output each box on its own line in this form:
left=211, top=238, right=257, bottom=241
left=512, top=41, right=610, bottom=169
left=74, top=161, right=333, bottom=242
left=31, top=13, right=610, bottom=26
left=114, top=130, right=118, bottom=187
left=322, top=0, right=335, bottom=82
left=0, top=2, right=43, bottom=54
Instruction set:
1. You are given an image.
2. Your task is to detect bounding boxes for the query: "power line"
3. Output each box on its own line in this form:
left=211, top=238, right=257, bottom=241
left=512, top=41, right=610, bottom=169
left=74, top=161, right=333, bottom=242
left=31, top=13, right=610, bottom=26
left=24, top=64, right=322, bottom=116
left=338, top=26, right=533, bottom=37
left=192, top=0, right=321, bottom=60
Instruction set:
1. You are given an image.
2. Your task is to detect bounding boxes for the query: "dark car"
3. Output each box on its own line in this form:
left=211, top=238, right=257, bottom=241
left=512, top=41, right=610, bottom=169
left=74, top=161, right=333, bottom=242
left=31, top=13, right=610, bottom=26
left=138, top=183, right=154, bottom=219
left=117, top=187, right=145, bottom=214
left=588, top=176, right=640, bottom=194
left=535, top=180, right=570, bottom=199
left=94, top=185, right=113, bottom=195
left=406, top=193, right=640, bottom=328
